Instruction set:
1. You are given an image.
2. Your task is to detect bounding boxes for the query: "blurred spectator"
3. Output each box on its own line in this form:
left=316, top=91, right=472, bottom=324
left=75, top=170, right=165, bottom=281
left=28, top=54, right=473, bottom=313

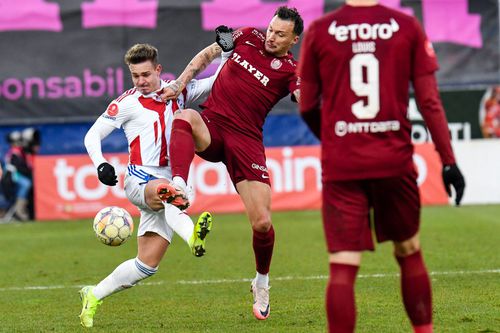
left=1, top=128, right=40, bottom=221
left=482, top=85, right=500, bottom=138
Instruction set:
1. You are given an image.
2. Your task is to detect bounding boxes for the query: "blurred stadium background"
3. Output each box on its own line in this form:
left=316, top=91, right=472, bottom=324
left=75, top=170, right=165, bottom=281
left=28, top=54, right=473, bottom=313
left=0, top=0, right=499, bottom=219
left=0, top=1, right=499, bottom=331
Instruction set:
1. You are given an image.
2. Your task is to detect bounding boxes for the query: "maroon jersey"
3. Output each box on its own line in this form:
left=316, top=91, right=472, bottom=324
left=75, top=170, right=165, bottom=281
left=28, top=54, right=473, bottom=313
left=299, top=4, right=453, bottom=181
left=201, top=27, right=300, bottom=141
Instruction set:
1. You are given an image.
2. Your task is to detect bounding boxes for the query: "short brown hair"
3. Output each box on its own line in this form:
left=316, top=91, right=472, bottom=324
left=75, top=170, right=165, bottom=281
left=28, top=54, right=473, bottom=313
left=124, top=43, right=158, bottom=65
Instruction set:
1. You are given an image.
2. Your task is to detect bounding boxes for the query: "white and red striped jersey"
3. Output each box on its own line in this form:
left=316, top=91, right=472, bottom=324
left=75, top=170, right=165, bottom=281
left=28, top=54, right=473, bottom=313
left=104, top=78, right=211, bottom=166
left=85, top=75, right=221, bottom=170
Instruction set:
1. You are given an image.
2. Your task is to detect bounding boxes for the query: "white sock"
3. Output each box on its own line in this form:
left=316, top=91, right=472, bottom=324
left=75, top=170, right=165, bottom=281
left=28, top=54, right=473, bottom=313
left=92, top=257, right=157, bottom=300
left=255, top=272, right=269, bottom=288
left=173, top=176, right=194, bottom=202
left=164, top=204, right=194, bottom=245
left=173, top=176, right=187, bottom=192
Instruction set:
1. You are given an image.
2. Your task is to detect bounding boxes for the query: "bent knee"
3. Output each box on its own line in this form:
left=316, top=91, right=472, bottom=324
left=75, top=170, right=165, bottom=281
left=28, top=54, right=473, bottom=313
left=174, top=108, right=197, bottom=122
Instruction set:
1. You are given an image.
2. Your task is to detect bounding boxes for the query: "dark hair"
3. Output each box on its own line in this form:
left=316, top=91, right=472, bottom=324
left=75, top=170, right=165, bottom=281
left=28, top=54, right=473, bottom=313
left=274, top=6, right=304, bottom=36
left=124, top=43, right=158, bottom=65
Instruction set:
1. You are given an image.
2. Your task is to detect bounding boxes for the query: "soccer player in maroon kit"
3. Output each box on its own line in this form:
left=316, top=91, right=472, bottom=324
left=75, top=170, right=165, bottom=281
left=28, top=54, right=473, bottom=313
left=161, top=6, right=303, bottom=320
left=298, top=1, right=465, bottom=332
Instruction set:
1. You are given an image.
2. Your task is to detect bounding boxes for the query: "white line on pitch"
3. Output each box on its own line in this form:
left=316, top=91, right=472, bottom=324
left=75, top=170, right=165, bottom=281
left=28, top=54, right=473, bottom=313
left=0, top=269, right=498, bottom=292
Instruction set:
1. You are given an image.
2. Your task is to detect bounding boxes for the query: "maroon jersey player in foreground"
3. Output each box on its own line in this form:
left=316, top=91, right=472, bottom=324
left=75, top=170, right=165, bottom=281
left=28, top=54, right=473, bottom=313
left=299, top=1, right=465, bottom=332
left=160, top=6, right=303, bottom=320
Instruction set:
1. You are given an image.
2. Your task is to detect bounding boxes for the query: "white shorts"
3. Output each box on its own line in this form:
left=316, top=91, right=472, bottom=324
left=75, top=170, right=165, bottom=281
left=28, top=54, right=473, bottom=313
left=124, top=165, right=174, bottom=243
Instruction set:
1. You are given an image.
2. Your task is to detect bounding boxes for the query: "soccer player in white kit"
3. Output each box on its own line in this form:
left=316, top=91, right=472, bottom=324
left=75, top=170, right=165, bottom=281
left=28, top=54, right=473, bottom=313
left=79, top=43, right=230, bottom=328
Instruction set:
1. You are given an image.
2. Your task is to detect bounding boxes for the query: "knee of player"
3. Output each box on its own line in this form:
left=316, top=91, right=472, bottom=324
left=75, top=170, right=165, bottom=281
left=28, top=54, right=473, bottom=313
left=174, top=108, right=196, bottom=122
left=393, top=237, right=421, bottom=257
left=251, top=214, right=272, bottom=232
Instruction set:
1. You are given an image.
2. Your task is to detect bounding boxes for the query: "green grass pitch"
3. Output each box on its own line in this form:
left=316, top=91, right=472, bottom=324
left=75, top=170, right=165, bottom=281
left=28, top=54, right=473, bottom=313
left=0, top=205, right=499, bottom=332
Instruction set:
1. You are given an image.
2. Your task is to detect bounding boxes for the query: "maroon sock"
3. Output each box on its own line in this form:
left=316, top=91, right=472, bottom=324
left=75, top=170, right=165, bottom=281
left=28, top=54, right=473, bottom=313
left=413, top=324, right=433, bottom=333
left=396, top=250, right=433, bottom=328
left=169, top=119, right=195, bottom=181
left=252, top=226, right=275, bottom=274
left=326, top=263, right=358, bottom=333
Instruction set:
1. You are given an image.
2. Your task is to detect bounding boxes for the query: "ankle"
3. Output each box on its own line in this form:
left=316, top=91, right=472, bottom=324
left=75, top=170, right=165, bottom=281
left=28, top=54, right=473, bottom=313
left=255, top=272, right=269, bottom=288
left=173, top=176, right=187, bottom=191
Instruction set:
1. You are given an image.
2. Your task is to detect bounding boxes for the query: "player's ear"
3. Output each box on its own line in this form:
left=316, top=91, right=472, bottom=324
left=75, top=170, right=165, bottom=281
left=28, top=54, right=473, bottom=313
left=292, top=35, right=300, bottom=45
left=156, top=63, right=162, bottom=74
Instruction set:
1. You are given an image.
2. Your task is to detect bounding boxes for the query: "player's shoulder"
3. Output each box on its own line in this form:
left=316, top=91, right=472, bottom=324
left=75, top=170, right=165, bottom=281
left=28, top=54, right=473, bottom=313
left=105, top=88, right=140, bottom=117
left=236, top=26, right=265, bottom=41
left=114, top=87, right=140, bottom=105
left=281, top=53, right=298, bottom=70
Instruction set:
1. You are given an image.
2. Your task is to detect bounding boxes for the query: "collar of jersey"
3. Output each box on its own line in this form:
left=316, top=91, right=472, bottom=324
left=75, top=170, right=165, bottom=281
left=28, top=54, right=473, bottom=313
left=141, top=80, right=171, bottom=102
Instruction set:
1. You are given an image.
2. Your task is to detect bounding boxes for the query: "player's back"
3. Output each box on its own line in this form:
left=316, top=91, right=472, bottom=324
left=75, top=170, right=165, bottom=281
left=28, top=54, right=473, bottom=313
left=307, top=4, right=437, bottom=181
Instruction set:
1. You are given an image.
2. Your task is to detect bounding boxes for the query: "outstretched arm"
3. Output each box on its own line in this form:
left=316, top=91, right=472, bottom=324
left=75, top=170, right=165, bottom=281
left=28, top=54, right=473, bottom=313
left=185, top=50, right=232, bottom=107
left=160, top=43, right=223, bottom=101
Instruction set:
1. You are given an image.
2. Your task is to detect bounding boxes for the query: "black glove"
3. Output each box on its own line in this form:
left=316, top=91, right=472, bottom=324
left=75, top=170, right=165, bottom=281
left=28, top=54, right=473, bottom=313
left=215, top=25, right=234, bottom=52
left=442, top=164, right=465, bottom=206
left=97, top=162, right=118, bottom=186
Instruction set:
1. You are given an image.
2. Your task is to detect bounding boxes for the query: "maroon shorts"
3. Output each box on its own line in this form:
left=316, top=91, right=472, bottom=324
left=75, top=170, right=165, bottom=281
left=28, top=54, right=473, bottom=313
left=322, top=171, right=420, bottom=252
left=196, top=113, right=271, bottom=186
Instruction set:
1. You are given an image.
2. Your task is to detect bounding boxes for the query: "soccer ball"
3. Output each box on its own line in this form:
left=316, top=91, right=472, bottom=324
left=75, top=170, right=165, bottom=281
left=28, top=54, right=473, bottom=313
left=93, top=206, right=134, bottom=246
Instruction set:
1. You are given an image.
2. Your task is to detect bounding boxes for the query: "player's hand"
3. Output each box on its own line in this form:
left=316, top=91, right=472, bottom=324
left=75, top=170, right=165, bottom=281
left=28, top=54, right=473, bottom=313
left=97, top=162, right=118, bottom=186
left=215, top=25, right=234, bottom=52
left=157, top=81, right=181, bottom=102
left=442, top=164, right=465, bottom=206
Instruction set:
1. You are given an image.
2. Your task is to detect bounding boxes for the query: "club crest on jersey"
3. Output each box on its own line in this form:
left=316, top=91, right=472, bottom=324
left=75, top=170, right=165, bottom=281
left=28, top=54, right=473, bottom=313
left=106, top=103, right=119, bottom=116
left=328, top=18, right=399, bottom=42
left=271, top=58, right=282, bottom=70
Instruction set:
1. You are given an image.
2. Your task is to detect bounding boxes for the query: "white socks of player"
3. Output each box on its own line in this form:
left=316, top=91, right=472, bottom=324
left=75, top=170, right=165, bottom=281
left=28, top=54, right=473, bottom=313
left=255, top=272, right=270, bottom=288
left=173, top=176, right=188, bottom=193
left=163, top=204, right=194, bottom=245
left=92, top=258, right=157, bottom=300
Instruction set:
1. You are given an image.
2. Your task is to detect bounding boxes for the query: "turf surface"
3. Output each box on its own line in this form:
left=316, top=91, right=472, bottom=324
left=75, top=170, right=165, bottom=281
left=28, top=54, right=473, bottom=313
left=0, top=205, right=498, bottom=332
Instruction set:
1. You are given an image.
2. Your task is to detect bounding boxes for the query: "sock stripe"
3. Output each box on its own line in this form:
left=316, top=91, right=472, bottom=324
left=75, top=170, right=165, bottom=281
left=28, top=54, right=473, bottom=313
left=135, top=259, right=157, bottom=276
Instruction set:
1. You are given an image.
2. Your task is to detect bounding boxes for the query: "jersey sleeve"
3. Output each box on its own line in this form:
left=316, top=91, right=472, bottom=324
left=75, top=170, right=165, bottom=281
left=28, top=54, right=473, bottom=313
left=184, top=50, right=232, bottom=107
left=411, top=18, right=439, bottom=79
left=84, top=119, right=116, bottom=168
left=414, top=74, right=455, bottom=165
left=298, top=22, right=322, bottom=138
